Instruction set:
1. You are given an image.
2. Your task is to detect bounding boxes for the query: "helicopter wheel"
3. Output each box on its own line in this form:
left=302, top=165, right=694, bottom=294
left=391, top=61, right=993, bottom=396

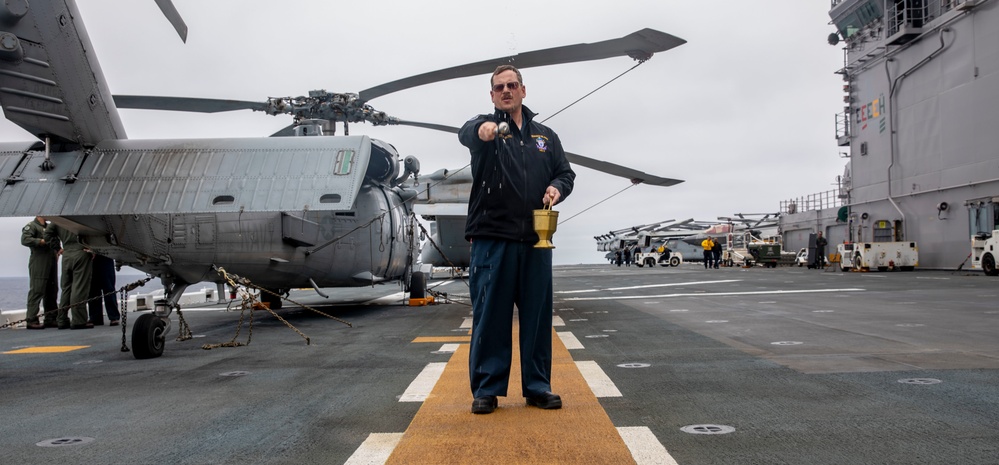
left=409, top=272, right=427, bottom=300
left=132, top=313, right=166, bottom=360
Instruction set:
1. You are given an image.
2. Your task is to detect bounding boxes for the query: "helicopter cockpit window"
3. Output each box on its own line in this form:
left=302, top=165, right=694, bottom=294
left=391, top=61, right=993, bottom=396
left=334, top=149, right=355, bottom=175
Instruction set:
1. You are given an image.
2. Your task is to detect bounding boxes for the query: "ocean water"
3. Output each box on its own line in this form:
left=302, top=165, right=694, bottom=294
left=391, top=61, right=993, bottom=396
left=0, top=274, right=166, bottom=312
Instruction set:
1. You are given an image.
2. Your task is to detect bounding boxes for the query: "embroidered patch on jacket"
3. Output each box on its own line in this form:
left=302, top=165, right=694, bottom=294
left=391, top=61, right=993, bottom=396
left=533, top=135, right=549, bottom=153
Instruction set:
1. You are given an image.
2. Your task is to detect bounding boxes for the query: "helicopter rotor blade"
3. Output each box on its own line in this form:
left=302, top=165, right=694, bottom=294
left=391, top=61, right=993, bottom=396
left=393, top=120, right=464, bottom=133
left=113, top=95, right=270, bottom=113
left=358, top=28, right=685, bottom=103
left=390, top=120, right=682, bottom=187
left=154, top=0, right=188, bottom=43
left=110, top=28, right=685, bottom=121
left=565, top=150, right=683, bottom=187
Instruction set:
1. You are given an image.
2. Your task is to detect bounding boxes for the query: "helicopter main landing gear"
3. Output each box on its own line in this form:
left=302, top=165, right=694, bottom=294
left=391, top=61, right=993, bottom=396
left=131, top=283, right=188, bottom=360
left=132, top=313, right=167, bottom=359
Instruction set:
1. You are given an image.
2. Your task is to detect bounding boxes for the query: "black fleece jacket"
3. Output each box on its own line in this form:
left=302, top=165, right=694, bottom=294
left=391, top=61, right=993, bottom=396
left=458, top=105, right=575, bottom=242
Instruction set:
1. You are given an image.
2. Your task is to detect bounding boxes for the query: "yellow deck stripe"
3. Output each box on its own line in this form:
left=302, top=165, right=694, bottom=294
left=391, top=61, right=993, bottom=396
left=3, top=346, right=90, bottom=354
left=388, top=328, right=634, bottom=464
left=411, top=336, right=471, bottom=343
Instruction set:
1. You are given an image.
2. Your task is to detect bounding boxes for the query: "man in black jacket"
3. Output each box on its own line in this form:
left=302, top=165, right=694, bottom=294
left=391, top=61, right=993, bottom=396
left=711, top=239, right=723, bottom=269
left=814, top=232, right=828, bottom=269
left=459, top=64, right=575, bottom=415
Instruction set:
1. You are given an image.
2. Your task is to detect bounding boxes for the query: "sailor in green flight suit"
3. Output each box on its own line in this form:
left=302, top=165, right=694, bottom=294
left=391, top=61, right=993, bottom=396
left=45, top=222, right=94, bottom=329
left=21, top=216, right=59, bottom=329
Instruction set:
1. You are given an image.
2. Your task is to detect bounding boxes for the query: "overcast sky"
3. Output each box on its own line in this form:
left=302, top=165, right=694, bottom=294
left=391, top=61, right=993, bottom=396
left=0, top=0, right=847, bottom=276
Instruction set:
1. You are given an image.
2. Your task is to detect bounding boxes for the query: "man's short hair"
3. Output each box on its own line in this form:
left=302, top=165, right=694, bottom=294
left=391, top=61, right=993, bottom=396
left=491, top=65, right=523, bottom=87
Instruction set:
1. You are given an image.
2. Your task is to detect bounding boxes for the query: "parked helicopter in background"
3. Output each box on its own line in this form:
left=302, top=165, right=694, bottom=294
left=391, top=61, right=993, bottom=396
left=596, top=219, right=714, bottom=254
left=596, top=218, right=713, bottom=264
left=0, top=1, right=684, bottom=358
left=680, top=213, right=781, bottom=247
left=597, top=213, right=781, bottom=263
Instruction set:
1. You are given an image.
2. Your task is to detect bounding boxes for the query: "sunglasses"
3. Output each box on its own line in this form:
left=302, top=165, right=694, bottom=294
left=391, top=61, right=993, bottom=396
left=491, top=81, right=521, bottom=92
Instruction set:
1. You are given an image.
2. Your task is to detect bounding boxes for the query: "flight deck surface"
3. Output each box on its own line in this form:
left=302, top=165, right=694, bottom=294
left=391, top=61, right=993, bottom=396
left=3, top=264, right=998, bottom=464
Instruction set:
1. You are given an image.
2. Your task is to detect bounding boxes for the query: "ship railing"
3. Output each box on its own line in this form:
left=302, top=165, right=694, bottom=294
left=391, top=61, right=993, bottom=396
left=885, top=0, right=968, bottom=38
left=835, top=111, right=851, bottom=146
left=886, top=0, right=926, bottom=34
left=780, top=190, right=843, bottom=215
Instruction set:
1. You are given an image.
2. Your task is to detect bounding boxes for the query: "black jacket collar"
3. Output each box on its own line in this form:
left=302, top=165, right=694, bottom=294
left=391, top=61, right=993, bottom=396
left=493, top=105, right=537, bottom=128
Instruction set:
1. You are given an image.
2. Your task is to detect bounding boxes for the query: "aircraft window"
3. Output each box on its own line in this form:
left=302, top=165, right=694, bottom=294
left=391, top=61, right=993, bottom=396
left=335, top=149, right=355, bottom=175
left=213, top=195, right=235, bottom=205
left=334, top=212, right=355, bottom=217
left=320, top=194, right=341, bottom=204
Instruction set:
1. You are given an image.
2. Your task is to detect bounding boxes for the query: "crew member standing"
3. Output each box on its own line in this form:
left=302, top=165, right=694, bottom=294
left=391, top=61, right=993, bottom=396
left=45, top=222, right=94, bottom=329
left=88, top=254, right=121, bottom=326
left=459, top=64, right=575, bottom=415
left=712, top=238, right=723, bottom=269
left=701, top=237, right=715, bottom=269
left=21, top=217, right=58, bottom=329
left=814, top=232, right=828, bottom=269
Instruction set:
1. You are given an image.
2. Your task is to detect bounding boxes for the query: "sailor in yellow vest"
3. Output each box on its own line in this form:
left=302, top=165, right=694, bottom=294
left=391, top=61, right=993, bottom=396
left=701, top=237, right=715, bottom=269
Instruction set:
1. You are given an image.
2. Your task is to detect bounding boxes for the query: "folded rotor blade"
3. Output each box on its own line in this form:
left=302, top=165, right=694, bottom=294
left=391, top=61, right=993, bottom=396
left=358, top=28, right=685, bottom=103
left=565, top=151, right=683, bottom=187
left=113, top=95, right=269, bottom=113
left=394, top=120, right=460, bottom=133
left=154, top=0, right=188, bottom=43
left=393, top=120, right=682, bottom=187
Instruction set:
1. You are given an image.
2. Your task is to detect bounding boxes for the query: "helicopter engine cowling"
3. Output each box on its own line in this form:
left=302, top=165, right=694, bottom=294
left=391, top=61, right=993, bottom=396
left=366, top=139, right=401, bottom=186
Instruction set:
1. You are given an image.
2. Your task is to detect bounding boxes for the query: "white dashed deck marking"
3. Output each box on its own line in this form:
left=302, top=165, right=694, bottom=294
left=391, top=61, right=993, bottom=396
left=576, top=360, right=622, bottom=397
left=437, top=344, right=459, bottom=353
left=344, top=432, right=403, bottom=465
left=399, top=362, right=447, bottom=402
left=557, top=331, right=584, bottom=350
left=565, top=288, right=865, bottom=301
left=618, top=427, right=679, bottom=465
left=556, top=279, right=741, bottom=294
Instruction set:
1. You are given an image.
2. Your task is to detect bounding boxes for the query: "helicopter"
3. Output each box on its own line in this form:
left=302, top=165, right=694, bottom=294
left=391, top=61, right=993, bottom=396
left=595, top=218, right=716, bottom=254
left=0, top=0, right=685, bottom=359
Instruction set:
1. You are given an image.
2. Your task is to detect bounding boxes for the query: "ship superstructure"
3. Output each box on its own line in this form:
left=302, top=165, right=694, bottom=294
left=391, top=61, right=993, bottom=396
left=780, top=0, right=999, bottom=269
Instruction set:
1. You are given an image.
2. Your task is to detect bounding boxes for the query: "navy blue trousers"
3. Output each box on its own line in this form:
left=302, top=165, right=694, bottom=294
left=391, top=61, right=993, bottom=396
left=468, top=238, right=553, bottom=399
left=88, top=255, right=120, bottom=323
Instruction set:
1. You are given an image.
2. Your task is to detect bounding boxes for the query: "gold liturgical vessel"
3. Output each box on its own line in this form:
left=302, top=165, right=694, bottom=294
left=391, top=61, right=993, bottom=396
left=533, top=202, right=558, bottom=249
